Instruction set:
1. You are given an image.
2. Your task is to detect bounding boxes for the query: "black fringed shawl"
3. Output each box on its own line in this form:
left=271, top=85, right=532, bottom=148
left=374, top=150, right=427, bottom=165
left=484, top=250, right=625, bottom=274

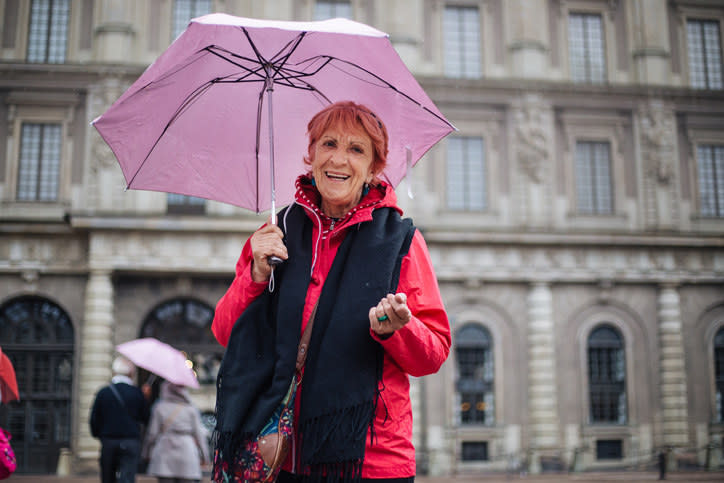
left=214, top=203, right=415, bottom=482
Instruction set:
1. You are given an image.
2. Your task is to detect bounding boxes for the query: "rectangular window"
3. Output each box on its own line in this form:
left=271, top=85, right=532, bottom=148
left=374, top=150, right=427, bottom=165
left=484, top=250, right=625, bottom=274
left=461, top=441, right=489, bottom=461
left=687, top=19, right=723, bottom=90
left=697, top=145, right=724, bottom=217
left=27, top=0, right=70, bottom=63
left=167, top=193, right=206, bottom=214
left=443, top=6, right=481, bottom=78
left=575, top=141, right=613, bottom=215
left=596, top=439, right=623, bottom=460
left=172, top=0, right=212, bottom=39
left=17, top=123, right=62, bottom=202
left=314, top=0, right=352, bottom=20
left=568, top=13, right=606, bottom=84
left=446, top=137, right=486, bottom=211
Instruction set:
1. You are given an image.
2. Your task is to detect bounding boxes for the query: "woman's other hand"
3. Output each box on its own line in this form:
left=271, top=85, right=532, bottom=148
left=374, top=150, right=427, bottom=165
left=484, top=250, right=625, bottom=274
left=249, top=224, right=287, bottom=282
left=369, top=292, right=411, bottom=337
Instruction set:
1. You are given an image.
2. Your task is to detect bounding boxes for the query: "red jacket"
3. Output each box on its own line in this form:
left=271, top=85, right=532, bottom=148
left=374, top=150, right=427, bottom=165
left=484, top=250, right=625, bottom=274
left=212, top=180, right=450, bottom=478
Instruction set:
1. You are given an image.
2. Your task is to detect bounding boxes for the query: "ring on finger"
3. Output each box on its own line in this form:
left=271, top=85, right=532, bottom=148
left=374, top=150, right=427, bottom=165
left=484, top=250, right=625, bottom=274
left=377, top=314, right=389, bottom=322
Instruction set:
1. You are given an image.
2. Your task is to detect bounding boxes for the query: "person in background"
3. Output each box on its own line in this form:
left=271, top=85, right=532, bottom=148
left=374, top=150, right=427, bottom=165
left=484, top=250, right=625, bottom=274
left=212, top=101, right=451, bottom=482
left=90, top=356, right=151, bottom=483
left=142, top=380, right=210, bottom=483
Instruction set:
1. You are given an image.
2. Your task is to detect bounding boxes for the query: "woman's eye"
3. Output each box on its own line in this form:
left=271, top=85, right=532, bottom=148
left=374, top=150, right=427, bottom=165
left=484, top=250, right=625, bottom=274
left=351, top=146, right=364, bottom=154
left=323, top=140, right=336, bottom=147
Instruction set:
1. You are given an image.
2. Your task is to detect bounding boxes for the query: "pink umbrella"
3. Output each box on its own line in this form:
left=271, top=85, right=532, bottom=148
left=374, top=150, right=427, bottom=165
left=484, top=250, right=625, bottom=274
left=92, top=13, right=454, bottom=218
left=116, top=337, right=200, bottom=389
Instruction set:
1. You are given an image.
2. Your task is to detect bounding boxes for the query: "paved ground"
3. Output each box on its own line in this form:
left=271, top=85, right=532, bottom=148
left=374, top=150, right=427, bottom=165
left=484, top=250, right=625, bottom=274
left=8, top=471, right=724, bottom=482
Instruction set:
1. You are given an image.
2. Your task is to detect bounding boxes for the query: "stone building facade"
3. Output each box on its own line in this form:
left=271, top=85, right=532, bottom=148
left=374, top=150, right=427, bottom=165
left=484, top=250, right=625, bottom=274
left=0, top=0, right=723, bottom=477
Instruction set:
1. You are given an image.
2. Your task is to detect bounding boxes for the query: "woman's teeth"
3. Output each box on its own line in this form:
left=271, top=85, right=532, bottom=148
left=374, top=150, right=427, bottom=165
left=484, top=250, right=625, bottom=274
left=326, top=172, right=349, bottom=180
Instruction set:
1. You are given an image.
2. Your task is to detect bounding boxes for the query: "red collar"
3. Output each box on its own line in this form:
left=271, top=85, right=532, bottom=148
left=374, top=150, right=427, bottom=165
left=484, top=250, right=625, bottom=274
left=294, top=175, right=396, bottom=230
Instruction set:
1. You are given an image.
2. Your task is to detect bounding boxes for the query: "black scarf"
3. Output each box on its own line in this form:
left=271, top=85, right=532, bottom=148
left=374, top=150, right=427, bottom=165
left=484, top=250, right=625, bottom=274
left=214, top=203, right=415, bottom=482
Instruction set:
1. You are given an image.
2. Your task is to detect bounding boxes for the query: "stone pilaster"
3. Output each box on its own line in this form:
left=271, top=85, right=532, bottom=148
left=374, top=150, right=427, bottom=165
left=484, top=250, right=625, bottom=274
left=631, top=0, right=672, bottom=84
left=527, top=282, right=559, bottom=473
left=657, top=284, right=690, bottom=464
left=507, top=0, right=549, bottom=78
left=75, top=269, right=115, bottom=471
left=93, top=0, right=136, bottom=62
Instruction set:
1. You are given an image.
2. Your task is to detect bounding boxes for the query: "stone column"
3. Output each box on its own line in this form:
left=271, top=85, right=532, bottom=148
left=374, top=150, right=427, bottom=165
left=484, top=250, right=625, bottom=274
left=631, top=0, right=672, bottom=84
left=93, top=0, right=135, bottom=62
left=657, top=284, right=690, bottom=470
left=527, top=282, right=560, bottom=474
left=507, top=0, right=549, bottom=78
left=75, top=269, right=115, bottom=472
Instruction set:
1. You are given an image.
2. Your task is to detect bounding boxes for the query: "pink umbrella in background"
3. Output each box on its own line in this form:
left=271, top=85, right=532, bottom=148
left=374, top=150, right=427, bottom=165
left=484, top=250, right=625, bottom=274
left=92, top=13, right=455, bottom=220
left=116, top=337, right=199, bottom=389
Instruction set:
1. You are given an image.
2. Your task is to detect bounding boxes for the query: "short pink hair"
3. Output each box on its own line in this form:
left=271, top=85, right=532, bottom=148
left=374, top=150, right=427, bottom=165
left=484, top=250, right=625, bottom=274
left=304, top=101, right=389, bottom=177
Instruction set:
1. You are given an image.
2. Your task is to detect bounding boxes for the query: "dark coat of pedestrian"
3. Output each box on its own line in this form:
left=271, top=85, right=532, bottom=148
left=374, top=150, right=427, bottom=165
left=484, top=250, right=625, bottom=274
left=142, top=381, right=210, bottom=483
left=90, top=356, right=151, bottom=483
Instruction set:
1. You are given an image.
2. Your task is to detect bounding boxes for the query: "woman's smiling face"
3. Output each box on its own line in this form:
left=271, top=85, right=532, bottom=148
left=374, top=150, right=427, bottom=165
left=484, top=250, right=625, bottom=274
left=310, top=124, right=376, bottom=218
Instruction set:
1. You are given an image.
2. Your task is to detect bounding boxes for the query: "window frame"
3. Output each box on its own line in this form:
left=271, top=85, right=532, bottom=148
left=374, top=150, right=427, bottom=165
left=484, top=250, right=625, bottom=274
left=166, top=193, right=207, bottom=215
left=673, top=4, right=724, bottom=89
left=16, top=122, right=63, bottom=202
left=567, top=11, right=608, bottom=84
left=442, top=3, right=483, bottom=79
left=587, top=324, right=628, bottom=425
left=685, top=127, right=724, bottom=224
left=448, top=306, right=508, bottom=473
left=455, top=323, right=494, bottom=426
left=714, top=327, right=724, bottom=423
left=435, top=115, right=502, bottom=225
left=26, top=0, right=71, bottom=64
left=685, top=17, right=724, bottom=90
left=313, top=0, right=353, bottom=20
left=2, top=91, right=76, bottom=214
left=574, top=140, right=614, bottom=216
left=559, top=111, right=629, bottom=229
left=445, top=135, right=488, bottom=212
left=561, top=1, right=618, bottom=85
left=694, top=143, right=724, bottom=218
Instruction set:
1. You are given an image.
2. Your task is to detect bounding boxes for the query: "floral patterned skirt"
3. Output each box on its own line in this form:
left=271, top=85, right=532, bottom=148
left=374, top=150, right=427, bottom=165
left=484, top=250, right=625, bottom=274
left=213, top=377, right=297, bottom=483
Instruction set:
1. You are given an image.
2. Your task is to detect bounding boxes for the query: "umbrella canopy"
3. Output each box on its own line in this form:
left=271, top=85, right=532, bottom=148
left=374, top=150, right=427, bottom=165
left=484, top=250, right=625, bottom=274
left=92, top=13, right=455, bottom=214
left=0, top=350, right=19, bottom=404
left=116, top=338, right=199, bottom=389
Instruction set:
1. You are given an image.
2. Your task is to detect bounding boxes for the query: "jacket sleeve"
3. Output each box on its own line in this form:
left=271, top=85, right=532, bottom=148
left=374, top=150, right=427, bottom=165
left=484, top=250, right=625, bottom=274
left=212, top=231, right=269, bottom=347
left=371, top=230, right=451, bottom=376
left=89, top=390, right=102, bottom=438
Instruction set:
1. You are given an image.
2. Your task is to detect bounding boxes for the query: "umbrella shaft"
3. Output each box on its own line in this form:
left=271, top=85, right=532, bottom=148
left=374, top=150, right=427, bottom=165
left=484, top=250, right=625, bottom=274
left=266, top=74, right=277, bottom=225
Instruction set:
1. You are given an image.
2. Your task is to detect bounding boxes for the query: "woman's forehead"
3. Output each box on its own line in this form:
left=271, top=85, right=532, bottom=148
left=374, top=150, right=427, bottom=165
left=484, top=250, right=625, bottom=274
left=320, top=123, right=371, bottom=143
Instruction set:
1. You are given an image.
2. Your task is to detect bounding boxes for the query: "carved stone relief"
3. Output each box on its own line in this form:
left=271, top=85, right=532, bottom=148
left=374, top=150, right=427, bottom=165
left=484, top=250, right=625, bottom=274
left=639, top=100, right=676, bottom=185
left=514, top=96, right=551, bottom=184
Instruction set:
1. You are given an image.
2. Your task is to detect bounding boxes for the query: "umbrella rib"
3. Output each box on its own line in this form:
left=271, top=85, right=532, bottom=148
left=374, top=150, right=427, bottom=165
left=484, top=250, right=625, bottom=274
left=300, top=55, right=456, bottom=129
left=126, top=80, right=218, bottom=188
left=205, top=45, right=268, bottom=81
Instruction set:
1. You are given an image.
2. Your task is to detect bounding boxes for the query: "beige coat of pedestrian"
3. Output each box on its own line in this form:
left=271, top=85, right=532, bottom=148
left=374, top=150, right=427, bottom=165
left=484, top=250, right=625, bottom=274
left=141, top=381, right=210, bottom=480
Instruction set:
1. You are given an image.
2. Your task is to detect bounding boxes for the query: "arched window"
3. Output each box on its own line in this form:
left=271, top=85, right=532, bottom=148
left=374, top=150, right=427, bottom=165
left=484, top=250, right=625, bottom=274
left=588, top=324, right=626, bottom=424
left=140, top=298, right=220, bottom=385
left=0, top=295, right=74, bottom=474
left=715, top=328, right=724, bottom=422
left=455, top=324, right=494, bottom=425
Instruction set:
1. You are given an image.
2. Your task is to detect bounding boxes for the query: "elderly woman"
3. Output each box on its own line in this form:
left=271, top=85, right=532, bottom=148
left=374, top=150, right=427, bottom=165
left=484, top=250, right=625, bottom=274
left=212, top=101, right=450, bottom=482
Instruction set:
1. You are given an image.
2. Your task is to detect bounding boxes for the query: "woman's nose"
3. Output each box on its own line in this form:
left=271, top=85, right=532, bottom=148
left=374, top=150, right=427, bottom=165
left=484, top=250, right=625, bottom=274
left=328, top=149, right=346, bottom=164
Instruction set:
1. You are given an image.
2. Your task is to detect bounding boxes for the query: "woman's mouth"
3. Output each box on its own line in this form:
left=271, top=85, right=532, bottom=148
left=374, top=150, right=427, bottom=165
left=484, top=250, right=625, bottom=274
left=325, top=171, right=350, bottom=181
